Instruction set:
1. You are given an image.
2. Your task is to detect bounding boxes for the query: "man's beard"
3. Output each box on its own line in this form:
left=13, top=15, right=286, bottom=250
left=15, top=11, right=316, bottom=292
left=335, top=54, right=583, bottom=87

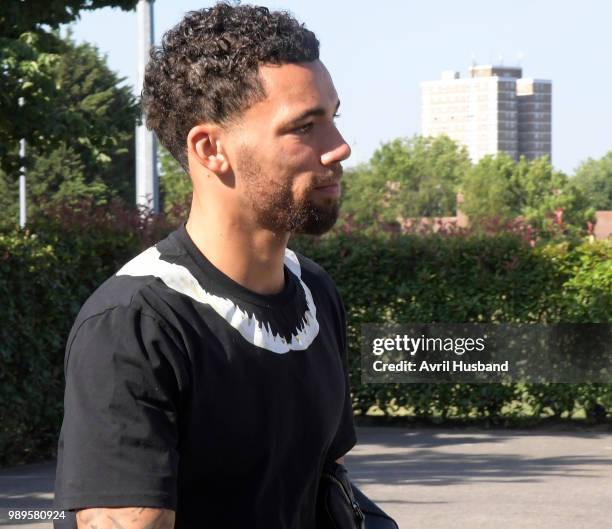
left=236, top=148, right=340, bottom=236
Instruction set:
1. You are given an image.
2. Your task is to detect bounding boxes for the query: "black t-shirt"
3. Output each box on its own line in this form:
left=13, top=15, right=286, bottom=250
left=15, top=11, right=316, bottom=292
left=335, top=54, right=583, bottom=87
left=54, top=224, right=356, bottom=529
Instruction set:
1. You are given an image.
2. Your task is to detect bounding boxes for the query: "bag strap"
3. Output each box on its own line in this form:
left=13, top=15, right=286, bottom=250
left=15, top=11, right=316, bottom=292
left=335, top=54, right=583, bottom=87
left=351, top=484, right=400, bottom=529
left=322, top=461, right=366, bottom=527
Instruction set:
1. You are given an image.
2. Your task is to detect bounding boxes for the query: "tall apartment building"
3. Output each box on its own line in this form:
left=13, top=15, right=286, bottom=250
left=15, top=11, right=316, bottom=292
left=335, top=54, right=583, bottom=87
left=421, top=65, right=551, bottom=163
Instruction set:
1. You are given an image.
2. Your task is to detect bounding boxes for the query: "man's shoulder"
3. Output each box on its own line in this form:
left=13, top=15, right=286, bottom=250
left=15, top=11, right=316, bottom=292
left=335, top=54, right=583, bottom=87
left=73, top=229, right=187, bottom=328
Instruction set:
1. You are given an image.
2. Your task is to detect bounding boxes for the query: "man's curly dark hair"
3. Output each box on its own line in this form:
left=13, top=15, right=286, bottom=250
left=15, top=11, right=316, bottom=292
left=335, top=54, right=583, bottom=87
left=142, top=2, right=320, bottom=171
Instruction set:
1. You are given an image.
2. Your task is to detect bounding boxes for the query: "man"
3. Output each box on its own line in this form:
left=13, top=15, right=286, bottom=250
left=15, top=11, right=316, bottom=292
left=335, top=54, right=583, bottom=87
left=54, top=3, right=356, bottom=529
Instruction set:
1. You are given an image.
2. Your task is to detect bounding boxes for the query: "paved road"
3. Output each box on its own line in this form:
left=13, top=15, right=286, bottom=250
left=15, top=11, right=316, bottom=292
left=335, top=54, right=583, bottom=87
left=1, top=426, right=611, bottom=528
left=0, top=459, right=55, bottom=529
left=349, top=426, right=612, bottom=529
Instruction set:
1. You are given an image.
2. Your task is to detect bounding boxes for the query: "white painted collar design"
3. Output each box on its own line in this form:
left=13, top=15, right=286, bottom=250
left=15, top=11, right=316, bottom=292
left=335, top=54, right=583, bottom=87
left=117, top=246, right=319, bottom=354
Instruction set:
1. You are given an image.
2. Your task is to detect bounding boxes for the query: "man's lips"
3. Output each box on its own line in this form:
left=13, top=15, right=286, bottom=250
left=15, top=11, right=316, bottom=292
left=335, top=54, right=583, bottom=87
left=313, top=182, right=341, bottom=198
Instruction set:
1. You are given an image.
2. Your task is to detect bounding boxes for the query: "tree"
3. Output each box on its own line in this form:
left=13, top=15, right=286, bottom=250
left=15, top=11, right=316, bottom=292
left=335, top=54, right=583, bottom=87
left=461, top=154, right=593, bottom=235
left=0, top=33, right=139, bottom=225
left=0, top=31, right=64, bottom=175
left=341, top=135, right=470, bottom=223
left=340, top=163, right=382, bottom=223
left=460, top=153, right=516, bottom=222
left=1, top=1, right=139, bottom=37
left=52, top=34, right=139, bottom=201
left=0, top=0, right=139, bottom=177
left=512, top=156, right=592, bottom=231
left=571, top=151, right=612, bottom=210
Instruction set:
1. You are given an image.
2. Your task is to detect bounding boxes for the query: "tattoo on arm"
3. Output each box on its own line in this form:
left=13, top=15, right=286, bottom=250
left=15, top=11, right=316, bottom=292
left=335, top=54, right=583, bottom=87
left=76, top=508, right=175, bottom=529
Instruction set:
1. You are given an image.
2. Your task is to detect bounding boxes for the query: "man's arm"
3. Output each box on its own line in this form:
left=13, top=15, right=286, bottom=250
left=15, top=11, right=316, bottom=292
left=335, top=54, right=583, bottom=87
left=76, top=508, right=175, bottom=529
left=55, top=309, right=184, bottom=525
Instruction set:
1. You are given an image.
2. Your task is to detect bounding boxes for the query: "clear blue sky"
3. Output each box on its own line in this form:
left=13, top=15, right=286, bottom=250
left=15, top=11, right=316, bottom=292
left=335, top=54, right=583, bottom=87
left=67, top=0, right=612, bottom=175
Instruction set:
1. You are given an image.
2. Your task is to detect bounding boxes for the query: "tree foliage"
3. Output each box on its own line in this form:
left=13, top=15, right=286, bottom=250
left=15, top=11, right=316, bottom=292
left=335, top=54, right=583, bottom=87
left=342, top=136, right=596, bottom=237
left=460, top=153, right=516, bottom=221
left=1, top=31, right=63, bottom=174
left=1, top=0, right=139, bottom=37
left=0, top=33, right=139, bottom=226
left=571, top=151, right=612, bottom=211
left=342, top=135, right=470, bottom=223
left=0, top=0, right=139, bottom=177
left=52, top=35, right=138, bottom=200
left=461, top=154, right=593, bottom=235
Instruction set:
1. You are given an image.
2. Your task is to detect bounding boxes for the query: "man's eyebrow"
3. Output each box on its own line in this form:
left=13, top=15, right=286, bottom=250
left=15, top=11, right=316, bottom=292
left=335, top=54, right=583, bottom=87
left=284, top=100, right=341, bottom=126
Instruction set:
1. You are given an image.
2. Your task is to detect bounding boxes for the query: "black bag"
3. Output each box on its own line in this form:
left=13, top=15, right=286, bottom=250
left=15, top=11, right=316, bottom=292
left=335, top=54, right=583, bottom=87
left=316, top=461, right=399, bottom=529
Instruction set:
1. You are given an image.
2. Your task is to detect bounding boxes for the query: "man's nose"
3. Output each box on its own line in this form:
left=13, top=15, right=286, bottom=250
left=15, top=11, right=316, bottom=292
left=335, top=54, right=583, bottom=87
left=320, top=132, right=351, bottom=166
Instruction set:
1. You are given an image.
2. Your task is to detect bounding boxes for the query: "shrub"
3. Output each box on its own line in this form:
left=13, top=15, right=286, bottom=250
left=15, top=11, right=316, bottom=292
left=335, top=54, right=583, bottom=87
left=1, top=203, right=610, bottom=465
left=291, top=230, right=611, bottom=420
left=0, top=199, right=176, bottom=465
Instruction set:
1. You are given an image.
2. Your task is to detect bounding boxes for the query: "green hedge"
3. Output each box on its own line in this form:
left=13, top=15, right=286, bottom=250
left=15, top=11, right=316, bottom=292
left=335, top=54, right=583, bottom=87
left=1, top=203, right=610, bottom=465
left=291, top=232, right=611, bottom=421
left=0, top=201, right=174, bottom=465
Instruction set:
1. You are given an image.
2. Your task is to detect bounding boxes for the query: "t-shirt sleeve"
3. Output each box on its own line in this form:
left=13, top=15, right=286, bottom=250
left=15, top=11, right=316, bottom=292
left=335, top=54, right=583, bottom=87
left=54, top=305, right=188, bottom=513
left=325, top=288, right=357, bottom=462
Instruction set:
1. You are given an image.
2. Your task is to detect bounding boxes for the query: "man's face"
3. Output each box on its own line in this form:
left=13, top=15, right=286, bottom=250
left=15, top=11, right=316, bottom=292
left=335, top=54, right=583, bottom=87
left=225, top=60, right=351, bottom=235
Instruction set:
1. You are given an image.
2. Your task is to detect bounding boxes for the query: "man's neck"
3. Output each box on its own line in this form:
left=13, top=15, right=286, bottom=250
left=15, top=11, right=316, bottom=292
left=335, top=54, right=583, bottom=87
left=185, top=204, right=290, bottom=296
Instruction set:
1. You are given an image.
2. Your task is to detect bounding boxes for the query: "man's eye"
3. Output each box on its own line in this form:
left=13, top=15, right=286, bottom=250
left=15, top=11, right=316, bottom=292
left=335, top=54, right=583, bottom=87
left=333, top=113, right=341, bottom=119
left=295, top=122, right=314, bottom=134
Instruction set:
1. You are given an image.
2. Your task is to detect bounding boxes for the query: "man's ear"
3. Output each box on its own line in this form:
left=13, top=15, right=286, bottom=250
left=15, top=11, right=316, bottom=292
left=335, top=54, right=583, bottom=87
left=187, top=124, right=230, bottom=175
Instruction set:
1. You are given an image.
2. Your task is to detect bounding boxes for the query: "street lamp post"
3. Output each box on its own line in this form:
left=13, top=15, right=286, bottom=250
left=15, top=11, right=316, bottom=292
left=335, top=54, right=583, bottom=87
left=135, top=0, right=159, bottom=213
left=18, top=96, right=26, bottom=229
